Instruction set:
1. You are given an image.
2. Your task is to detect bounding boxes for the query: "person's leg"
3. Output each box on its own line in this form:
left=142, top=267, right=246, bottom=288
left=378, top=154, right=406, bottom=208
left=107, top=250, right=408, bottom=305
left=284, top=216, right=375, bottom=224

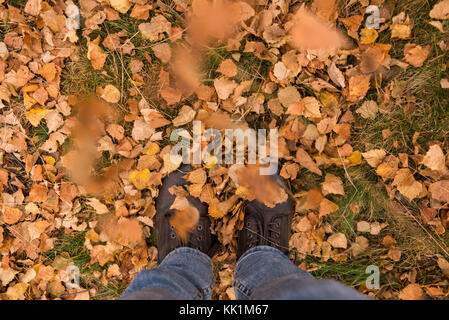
left=120, top=247, right=213, bottom=300
left=233, top=246, right=367, bottom=300
left=120, top=165, right=218, bottom=300
left=234, top=172, right=368, bottom=300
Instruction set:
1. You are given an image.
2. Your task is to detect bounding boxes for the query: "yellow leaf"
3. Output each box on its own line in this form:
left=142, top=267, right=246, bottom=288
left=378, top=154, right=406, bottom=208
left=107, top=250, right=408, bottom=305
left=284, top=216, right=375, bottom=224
left=145, top=142, right=160, bottom=155
left=129, top=169, right=151, bottom=190
left=235, top=186, right=250, bottom=198
left=109, top=0, right=131, bottom=14
left=203, top=155, right=218, bottom=169
left=359, top=28, right=378, bottom=44
left=25, top=108, right=50, bottom=127
left=391, top=24, right=412, bottom=40
left=209, top=203, right=226, bottom=218
left=44, top=156, right=55, bottom=165
left=348, top=151, right=362, bottom=165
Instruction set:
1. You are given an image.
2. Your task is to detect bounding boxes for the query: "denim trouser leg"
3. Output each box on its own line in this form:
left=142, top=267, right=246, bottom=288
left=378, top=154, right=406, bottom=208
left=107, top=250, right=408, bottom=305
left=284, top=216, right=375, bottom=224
left=119, top=247, right=214, bottom=300
left=233, top=246, right=368, bottom=300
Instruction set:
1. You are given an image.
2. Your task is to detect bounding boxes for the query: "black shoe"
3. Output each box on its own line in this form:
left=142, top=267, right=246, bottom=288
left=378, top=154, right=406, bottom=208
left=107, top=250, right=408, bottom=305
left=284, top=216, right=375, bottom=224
left=236, top=175, right=294, bottom=259
left=155, top=164, right=218, bottom=262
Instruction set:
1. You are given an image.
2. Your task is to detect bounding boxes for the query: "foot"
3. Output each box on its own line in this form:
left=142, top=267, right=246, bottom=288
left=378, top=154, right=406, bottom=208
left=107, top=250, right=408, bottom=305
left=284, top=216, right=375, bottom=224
left=236, top=175, right=294, bottom=259
left=155, top=164, right=218, bottom=263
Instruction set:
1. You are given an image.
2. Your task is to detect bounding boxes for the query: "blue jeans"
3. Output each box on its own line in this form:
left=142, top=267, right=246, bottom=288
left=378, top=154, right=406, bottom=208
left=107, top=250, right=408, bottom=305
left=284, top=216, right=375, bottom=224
left=119, top=246, right=367, bottom=300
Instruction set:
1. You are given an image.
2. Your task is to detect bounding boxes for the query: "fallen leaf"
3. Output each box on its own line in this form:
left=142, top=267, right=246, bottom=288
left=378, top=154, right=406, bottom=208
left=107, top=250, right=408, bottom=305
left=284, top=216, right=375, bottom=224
left=129, top=169, right=151, bottom=190
left=25, top=108, right=50, bottom=127
left=356, top=100, right=378, bottom=120
left=217, top=59, right=237, bottom=78
left=362, top=149, right=386, bottom=168
left=403, top=44, right=431, bottom=67
left=429, top=180, right=449, bottom=202
left=327, top=232, right=347, bottom=249
left=169, top=197, right=200, bottom=242
left=109, top=0, right=131, bottom=14
left=296, top=148, right=322, bottom=175
left=101, top=85, right=121, bottom=103
left=392, top=168, right=423, bottom=201
left=430, top=0, right=449, bottom=20
left=398, top=283, right=423, bottom=300
left=322, top=174, right=344, bottom=196
left=173, top=105, right=196, bottom=127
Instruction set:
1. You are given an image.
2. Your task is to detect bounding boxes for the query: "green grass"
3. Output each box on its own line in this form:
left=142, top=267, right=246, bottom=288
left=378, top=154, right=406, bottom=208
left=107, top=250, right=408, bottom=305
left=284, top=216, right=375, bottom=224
left=46, top=232, right=126, bottom=299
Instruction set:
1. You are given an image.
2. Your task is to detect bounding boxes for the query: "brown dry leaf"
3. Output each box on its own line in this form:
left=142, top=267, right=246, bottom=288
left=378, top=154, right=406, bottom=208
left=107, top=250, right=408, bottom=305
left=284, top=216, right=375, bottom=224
left=60, top=182, right=78, bottom=203
left=422, top=144, right=447, bottom=174
left=362, top=149, right=386, bottom=168
left=106, top=123, right=125, bottom=140
left=37, top=63, right=57, bottom=82
left=185, top=168, right=207, bottom=185
left=101, top=85, right=120, bottom=103
left=340, top=15, right=363, bottom=40
left=356, top=100, right=378, bottom=120
left=376, top=156, right=399, bottom=181
left=169, top=197, right=200, bottom=242
left=132, top=119, right=154, bottom=141
left=403, top=44, right=431, bottom=67
left=139, top=15, right=171, bottom=42
left=130, top=4, right=152, bottom=20
left=430, top=0, right=449, bottom=20
left=429, top=21, right=444, bottom=32
left=303, top=97, right=322, bottom=119
left=319, top=198, right=339, bottom=217
left=328, top=62, right=345, bottom=88
left=159, top=87, right=182, bottom=105
left=27, top=184, right=48, bottom=202
left=280, top=162, right=299, bottom=180
left=2, top=206, right=22, bottom=224
left=437, top=257, right=449, bottom=277
left=327, top=232, right=347, bottom=249
left=425, top=286, right=445, bottom=297
left=295, top=148, right=322, bottom=176
left=398, top=283, right=423, bottom=300
left=391, top=13, right=412, bottom=40
left=441, top=78, right=449, bottom=89
left=173, top=105, right=196, bottom=127
left=304, top=189, right=323, bottom=210
left=392, top=168, right=423, bottom=201
left=322, top=174, right=344, bottom=196
left=429, top=180, right=449, bottom=202
left=348, top=75, right=370, bottom=100
left=88, top=198, right=109, bottom=215
left=153, top=43, right=172, bottom=64
left=87, top=38, right=108, bottom=70
left=214, top=77, right=237, bottom=100
left=217, top=59, right=237, bottom=78
left=278, top=86, right=301, bottom=108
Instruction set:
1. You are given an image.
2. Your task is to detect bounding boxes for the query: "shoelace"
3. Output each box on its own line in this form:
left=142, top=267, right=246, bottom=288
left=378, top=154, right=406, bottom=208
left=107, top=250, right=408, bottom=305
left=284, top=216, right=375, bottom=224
left=243, top=221, right=290, bottom=252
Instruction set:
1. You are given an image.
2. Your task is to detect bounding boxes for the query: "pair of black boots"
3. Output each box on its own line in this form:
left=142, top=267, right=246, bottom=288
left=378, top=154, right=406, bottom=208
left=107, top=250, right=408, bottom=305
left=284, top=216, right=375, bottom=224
left=155, top=165, right=294, bottom=262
